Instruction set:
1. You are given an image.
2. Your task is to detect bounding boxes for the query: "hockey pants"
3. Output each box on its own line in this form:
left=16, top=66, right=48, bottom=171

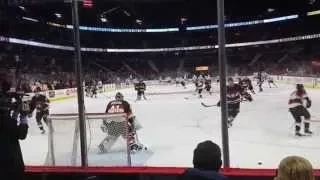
left=36, top=110, right=49, bottom=131
left=227, top=103, right=240, bottom=124
left=289, top=105, right=311, bottom=133
left=99, top=118, right=136, bottom=152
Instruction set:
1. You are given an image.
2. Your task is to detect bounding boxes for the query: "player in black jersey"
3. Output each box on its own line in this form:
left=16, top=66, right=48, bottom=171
left=242, top=77, right=255, bottom=94
left=204, top=78, right=212, bottom=95
left=29, top=87, right=50, bottom=134
left=135, top=80, right=147, bottom=100
left=217, top=78, right=253, bottom=127
left=91, top=85, right=98, bottom=98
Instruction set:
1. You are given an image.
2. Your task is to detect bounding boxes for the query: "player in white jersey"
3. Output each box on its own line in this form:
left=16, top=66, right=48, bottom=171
left=267, top=76, right=278, bottom=88
left=288, top=84, right=312, bottom=136
left=195, top=79, right=204, bottom=98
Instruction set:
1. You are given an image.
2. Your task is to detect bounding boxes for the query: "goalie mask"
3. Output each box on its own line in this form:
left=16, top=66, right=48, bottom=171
left=115, top=92, right=124, bottom=101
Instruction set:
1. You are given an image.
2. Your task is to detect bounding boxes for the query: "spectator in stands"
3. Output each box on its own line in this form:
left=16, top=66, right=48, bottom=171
left=275, top=156, right=314, bottom=180
left=182, top=140, right=226, bottom=180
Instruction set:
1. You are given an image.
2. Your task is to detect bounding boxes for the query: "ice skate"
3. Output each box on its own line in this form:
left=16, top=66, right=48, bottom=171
left=130, top=143, right=147, bottom=153
left=304, top=130, right=313, bottom=135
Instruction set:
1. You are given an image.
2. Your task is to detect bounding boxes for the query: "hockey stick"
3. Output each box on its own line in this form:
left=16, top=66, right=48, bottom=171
left=201, top=102, right=217, bottom=108
left=201, top=98, right=248, bottom=108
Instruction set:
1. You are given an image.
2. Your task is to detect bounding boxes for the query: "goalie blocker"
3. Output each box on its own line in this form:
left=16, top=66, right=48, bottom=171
left=99, top=92, right=146, bottom=153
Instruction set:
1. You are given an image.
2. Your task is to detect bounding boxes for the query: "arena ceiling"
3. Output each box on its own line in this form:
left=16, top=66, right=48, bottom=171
left=2, top=0, right=320, bottom=28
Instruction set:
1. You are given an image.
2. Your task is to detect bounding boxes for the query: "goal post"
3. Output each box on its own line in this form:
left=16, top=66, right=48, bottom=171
left=46, top=113, right=132, bottom=166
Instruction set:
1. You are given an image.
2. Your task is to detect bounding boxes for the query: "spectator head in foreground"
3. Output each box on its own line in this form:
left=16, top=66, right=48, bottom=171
left=193, top=140, right=222, bottom=171
left=275, top=156, right=314, bottom=180
left=183, top=140, right=225, bottom=180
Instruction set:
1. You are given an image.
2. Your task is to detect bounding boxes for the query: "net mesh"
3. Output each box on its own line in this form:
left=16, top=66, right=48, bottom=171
left=47, top=113, right=131, bottom=166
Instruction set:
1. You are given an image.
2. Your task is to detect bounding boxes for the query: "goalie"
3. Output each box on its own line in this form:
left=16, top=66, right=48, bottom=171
left=99, top=92, right=145, bottom=153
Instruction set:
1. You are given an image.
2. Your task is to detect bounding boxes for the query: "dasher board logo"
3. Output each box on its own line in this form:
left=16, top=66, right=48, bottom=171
left=49, top=91, right=55, bottom=98
left=66, top=88, right=76, bottom=96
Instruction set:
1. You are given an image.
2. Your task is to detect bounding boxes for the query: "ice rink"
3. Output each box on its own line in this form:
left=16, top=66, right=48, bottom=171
left=21, top=82, right=320, bottom=168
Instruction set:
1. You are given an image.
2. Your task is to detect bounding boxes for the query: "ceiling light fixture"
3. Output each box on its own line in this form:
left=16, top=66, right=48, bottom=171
left=267, top=8, right=275, bottom=12
left=180, top=17, right=188, bottom=22
left=55, top=13, right=62, bottom=18
left=100, top=17, right=108, bottom=22
left=123, top=10, right=131, bottom=17
left=18, top=6, right=26, bottom=11
left=136, top=19, right=143, bottom=24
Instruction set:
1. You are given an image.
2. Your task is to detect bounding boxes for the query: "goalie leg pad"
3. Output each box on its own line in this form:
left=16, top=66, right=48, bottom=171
left=98, top=135, right=118, bottom=153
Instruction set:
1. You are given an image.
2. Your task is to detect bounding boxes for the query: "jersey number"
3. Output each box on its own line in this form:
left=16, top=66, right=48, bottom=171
left=108, top=105, right=124, bottom=113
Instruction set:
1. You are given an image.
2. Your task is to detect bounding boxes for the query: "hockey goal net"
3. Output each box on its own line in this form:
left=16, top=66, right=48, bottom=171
left=45, top=113, right=132, bottom=166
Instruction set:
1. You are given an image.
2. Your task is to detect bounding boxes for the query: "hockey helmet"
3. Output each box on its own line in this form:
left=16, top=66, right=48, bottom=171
left=296, top=84, right=304, bottom=91
left=115, top=92, right=124, bottom=101
left=227, top=77, right=234, bottom=85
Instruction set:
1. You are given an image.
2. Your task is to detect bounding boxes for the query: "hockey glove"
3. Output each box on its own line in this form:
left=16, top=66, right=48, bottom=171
left=306, top=99, right=312, bottom=108
left=246, top=95, right=253, bottom=102
left=20, top=115, right=28, bottom=125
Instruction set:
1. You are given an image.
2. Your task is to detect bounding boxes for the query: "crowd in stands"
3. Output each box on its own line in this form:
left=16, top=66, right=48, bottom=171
left=3, top=54, right=319, bottom=93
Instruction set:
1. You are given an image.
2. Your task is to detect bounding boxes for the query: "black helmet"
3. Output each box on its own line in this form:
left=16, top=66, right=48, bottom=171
left=296, top=84, right=304, bottom=91
left=36, top=87, right=42, bottom=92
left=115, top=92, right=124, bottom=101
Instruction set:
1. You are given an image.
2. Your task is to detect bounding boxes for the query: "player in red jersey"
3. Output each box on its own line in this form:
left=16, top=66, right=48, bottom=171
left=288, top=84, right=312, bottom=136
left=29, top=87, right=50, bottom=134
left=217, top=78, right=253, bottom=127
left=99, top=92, right=145, bottom=153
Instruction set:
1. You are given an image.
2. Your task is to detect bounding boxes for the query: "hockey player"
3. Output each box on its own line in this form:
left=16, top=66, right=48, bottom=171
left=288, top=84, right=312, bottom=136
left=97, top=80, right=103, bottom=92
left=175, top=77, right=180, bottom=86
left=204, top=77, right=212, bottom=95
left=242, top=77, right=255, bottom=94
left=267, top=76, right=278, bottom=88
left=135, top=80, right=147, bottom=100
left=99, top=92, right=144, bottom=153
left=180, top=78, right=186, bottom=89
left=85, top=86, right=91, bottom=97
left=195, top=80, right=204, bottom=98
left=29, top=87, right=50, bottom=134
left=217, top=78, right=253, bottom=127
left=91, top=84, right=98, bottom=98
left=257, top=72, right=264, bottom=92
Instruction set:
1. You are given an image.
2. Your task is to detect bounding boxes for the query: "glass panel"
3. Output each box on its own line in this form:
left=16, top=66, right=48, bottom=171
left=3, top=0, right=320, bottom=170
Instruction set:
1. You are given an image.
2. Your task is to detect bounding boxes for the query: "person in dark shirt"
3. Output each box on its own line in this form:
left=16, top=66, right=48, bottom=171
left=183, top=140, right=226, bottom=180
left=0, top=70, right=29, bottom=180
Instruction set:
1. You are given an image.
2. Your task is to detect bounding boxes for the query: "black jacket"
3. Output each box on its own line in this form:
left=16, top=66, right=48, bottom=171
left=182, top=168, right=227, bottom=180
left=0, top=114, right=28, bottom=177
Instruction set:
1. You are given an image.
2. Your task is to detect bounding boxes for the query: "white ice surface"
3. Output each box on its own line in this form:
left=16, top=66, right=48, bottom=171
left=20, top=83, right=320, bottom=168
